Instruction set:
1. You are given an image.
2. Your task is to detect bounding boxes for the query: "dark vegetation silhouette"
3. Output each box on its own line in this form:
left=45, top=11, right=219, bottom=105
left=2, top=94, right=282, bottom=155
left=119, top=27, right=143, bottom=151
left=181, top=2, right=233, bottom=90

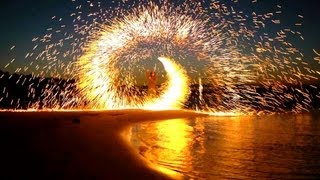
left=0, top=70, right=77, bottom=109
left=0, top=70, right=319, bottom=112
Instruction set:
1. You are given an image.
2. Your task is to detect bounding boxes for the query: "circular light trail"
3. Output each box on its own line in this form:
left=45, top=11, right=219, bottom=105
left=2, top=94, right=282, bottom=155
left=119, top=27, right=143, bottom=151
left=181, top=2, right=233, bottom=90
left=1, top=0, right=319, bottom=114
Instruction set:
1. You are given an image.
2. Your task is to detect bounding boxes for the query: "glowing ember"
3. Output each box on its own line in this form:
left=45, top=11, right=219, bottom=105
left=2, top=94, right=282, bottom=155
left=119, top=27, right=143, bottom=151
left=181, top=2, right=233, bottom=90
left=143, top=57, right=190, bottom=110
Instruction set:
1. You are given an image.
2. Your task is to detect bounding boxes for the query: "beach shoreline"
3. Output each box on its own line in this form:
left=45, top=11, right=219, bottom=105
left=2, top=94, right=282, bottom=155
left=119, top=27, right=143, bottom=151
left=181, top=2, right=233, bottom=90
left=0, top=110, right=207, bottom=179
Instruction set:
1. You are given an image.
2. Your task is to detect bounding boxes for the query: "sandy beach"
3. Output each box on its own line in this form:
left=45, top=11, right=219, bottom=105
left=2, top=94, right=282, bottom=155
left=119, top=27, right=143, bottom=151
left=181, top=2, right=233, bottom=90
left=0, top=110, right=207, bottom=179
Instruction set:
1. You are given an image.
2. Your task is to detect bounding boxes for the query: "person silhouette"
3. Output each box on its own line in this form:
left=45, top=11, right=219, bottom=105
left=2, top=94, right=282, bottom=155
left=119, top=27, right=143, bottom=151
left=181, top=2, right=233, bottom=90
left=146, top=70, right=157, bottom=96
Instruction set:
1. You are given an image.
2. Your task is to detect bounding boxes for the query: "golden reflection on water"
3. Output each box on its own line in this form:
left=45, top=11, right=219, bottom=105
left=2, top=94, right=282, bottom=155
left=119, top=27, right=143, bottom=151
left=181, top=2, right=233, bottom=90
left=130, top=114, right=320, bottom=179
left=129, top=118, right=210, bottom=178
left=141, top=119, right=194, bottom=173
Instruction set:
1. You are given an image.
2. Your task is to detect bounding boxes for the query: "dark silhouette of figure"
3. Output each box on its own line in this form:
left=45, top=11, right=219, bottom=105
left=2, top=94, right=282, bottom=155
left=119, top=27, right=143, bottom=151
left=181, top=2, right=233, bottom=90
left=146, top=70, right=157, bottom=96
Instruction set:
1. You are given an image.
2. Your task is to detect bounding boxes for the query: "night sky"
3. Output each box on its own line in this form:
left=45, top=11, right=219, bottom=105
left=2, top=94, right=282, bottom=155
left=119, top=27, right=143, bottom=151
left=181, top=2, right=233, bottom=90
left=0, top=0, right=319, bottom=77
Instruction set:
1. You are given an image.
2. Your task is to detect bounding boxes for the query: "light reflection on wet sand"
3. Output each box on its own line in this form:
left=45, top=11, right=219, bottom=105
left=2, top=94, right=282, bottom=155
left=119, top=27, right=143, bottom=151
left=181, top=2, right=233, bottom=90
left=130, top=119, right=194, bottom=177
left=130, top=113, right=320, bottom=179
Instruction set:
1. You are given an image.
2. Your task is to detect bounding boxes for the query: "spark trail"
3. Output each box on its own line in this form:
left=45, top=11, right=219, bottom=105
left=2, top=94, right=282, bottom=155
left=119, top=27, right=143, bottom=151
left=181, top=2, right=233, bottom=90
left=1, top=0, right=319, bottom=114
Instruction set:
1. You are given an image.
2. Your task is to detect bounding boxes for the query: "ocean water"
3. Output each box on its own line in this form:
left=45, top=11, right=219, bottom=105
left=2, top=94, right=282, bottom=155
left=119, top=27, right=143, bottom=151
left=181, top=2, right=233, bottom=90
left=130, top=113, right=320, bottom=179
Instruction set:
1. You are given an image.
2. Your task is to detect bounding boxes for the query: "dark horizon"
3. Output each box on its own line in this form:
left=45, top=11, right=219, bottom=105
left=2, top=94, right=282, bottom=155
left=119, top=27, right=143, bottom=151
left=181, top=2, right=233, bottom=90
left=1, top=69, right=319, bottom=112
left=1, top=69, right=320, bottom=86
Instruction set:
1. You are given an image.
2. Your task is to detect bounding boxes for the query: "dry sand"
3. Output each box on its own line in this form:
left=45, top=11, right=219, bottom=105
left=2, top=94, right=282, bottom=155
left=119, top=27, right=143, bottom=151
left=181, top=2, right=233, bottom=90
left=0, top=109, right=207, bottom=179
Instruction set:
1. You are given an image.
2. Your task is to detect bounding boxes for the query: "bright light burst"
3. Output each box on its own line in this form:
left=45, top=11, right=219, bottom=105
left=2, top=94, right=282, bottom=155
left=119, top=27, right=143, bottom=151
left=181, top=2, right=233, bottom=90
left=76, top=3, right=199, bottom=110
left=1, top=0, right=319, bottom=114
left=144, top=57, right=190, bottom=110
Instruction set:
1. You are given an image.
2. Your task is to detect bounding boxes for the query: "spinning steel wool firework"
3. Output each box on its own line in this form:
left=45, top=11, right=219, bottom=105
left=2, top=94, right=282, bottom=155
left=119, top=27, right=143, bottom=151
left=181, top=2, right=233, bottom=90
left=1, top=0, right=319, bottom=114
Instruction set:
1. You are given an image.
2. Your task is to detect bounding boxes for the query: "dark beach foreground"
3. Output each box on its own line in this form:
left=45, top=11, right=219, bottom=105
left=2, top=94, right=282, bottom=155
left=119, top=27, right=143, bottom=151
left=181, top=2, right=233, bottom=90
left=0, top=110, right=206, bottom=179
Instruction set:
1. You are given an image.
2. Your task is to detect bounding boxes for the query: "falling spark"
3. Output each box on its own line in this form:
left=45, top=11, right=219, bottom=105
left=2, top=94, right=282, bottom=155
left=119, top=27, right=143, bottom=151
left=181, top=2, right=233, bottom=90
left=0, top=0, right=319, bottom=115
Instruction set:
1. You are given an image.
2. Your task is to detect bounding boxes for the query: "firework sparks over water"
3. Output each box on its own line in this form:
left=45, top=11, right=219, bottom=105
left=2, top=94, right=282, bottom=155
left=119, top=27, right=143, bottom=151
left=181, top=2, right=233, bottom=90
left=1, top=0, right=319, bottom=115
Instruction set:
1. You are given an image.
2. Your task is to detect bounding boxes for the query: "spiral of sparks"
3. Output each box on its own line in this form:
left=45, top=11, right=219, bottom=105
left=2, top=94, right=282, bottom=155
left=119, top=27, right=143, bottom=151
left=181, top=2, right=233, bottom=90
left=75, top=1, right=259, bottom=112
left=1, top=0, right=319, bottom=114
left=76, top=3, right=202, bottom=109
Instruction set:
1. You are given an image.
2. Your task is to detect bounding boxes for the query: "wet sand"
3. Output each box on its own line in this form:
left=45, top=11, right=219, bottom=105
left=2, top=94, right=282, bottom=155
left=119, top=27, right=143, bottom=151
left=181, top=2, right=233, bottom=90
left=0, top=110, right=206, bottom=179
